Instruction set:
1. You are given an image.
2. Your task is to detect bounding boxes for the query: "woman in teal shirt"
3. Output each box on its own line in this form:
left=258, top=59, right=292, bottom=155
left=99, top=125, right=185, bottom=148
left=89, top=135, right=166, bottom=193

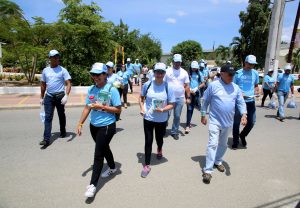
left=77, top=63, right=122, bottom=198
left=117, top=64, right=131, bottom=108
left=261, top=69, right=275, bottom=107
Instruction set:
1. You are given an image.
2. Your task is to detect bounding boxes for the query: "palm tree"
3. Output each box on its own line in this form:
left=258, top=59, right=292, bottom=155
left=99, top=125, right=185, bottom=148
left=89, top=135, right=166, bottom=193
left=291, top=48, right=300, bottom=73
left=230, top=36, right=247, bottom=66
left=0, top=0, right=25, bottom=20
left=215, top=45, right=231, bottom=61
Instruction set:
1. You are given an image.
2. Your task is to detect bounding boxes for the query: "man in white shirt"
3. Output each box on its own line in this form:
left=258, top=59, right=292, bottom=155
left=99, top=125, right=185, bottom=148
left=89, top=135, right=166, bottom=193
left=164, top=54, right=191, bottom=140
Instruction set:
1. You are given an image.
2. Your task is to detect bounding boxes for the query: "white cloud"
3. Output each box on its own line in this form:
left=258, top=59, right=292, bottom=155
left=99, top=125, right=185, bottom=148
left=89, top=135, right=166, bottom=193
left=166, top=18, right=177, bottom=24
left=177, top=10, right=188, bottom=17
left=281, top=26, right=293, bottom=42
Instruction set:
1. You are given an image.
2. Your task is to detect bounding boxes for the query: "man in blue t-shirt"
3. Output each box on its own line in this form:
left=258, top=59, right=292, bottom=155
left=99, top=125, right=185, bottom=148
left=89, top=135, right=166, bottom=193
left=125, top=58, right=134, bottom=93
left=133, top=59, right=142, bottom=86
left=40, top=50, right=72, bottom=147
left=275, top=65, right=295, bottom=121
left=232, top=55, right=259, bottom=149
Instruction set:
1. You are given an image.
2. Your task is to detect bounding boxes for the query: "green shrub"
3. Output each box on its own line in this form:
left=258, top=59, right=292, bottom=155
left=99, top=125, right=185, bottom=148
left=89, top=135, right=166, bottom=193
left=15, top=75, right=22, bottom=81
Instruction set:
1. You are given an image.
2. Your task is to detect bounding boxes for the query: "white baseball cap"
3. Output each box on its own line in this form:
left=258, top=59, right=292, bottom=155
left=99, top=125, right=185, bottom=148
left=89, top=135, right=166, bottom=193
left=191, top=61, right=199, bottom=69
left=48, top=50, right=59, bottom=57
left=126, top=58, right=131, bottom=62
left=90, top=63, right=107, bottom=74
left=268, top=68, right=274, bottom=72
left=284, top=65, right=292, bottom=70
left=245, top=55, right=257, bottom=64
left=200, top=62, right=205, bottom=68
left=173, top=54, right=182, bottom=62
left=154, top=63, right=167, bottom=71
left=106, top=61, right=114, bottom=68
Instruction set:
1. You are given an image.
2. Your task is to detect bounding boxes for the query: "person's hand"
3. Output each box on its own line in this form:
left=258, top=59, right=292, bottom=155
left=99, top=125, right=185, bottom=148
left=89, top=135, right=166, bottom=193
left=254, top=87, right=260, bottom=95
left=186, top=98, right=191, bottom=104
left=40, top=98, right=44, bottom=105
left=140, top=109, right=145, bottom=116
left=77, top=124, right=83, bottom=136
left=154, top=108, right=164, bottom=113
left=201, top=116, right=207, bottom=125
left=241, top=115, right=247, bottom=126
left=61, top=95, right=68, bottom=105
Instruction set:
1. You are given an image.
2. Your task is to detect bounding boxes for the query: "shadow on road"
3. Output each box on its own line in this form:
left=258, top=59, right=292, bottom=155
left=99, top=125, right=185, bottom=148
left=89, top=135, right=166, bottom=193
left=116, top=128, right=124, bottom=133
left=179, top=122, right=198, bottom=129
left=227, top=137, right=247, bottom=151
left=191, top=155, right=231, bottom=176
left=40, top=132, right=77, bottom=149
left=85, top=162, right=122, bottom=204
left=264, top=114, right=299, bottom=120
left=136, top=152, right=168, bottom=166
left=252, top=192, right=300, bottom=208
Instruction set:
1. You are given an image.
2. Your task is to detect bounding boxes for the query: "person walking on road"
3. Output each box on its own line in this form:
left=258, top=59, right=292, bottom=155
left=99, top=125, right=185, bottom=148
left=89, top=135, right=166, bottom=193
left=39, top=50, right=71, bottom=147
left=261, top=69, right=275, bottom=107
left=117, top=64, right=131, bottom=108
left=76, top=63, right=122, bottom=198
left=106, top=61, right=118, bottom=85
left=164, top=54, right=191, bottom=140
left=232, top=55, right=259, bottom=149
left=125, top=58, right=134, bottom=93
left=133, top=59, right=142, bottom=86
left=139, top=63, right=175, bottom=178
left=275, top=65, right=295, bottom=121
left=185, top=61, right=205, bottom=134
left=201, top=64, right=247, bottom=184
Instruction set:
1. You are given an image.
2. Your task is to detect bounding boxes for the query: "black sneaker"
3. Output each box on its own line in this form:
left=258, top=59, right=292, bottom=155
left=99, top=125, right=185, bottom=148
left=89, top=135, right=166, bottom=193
left=240, top=135, right=247, bottom=147
left=39, top=140, right=49, bottom=146
left=202, top=173, right=212, bottom=184
left=231, top=143, right=238, bottom=150
left=279, top=117, right=284, bottom=122
left=60, top=132, right=66, bottom=138
left=171, top=134, right=179, bottom=140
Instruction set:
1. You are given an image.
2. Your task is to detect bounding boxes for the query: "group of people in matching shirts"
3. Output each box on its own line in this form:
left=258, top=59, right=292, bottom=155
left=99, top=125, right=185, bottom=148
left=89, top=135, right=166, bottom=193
left=40, top=50, right=297, bottom=198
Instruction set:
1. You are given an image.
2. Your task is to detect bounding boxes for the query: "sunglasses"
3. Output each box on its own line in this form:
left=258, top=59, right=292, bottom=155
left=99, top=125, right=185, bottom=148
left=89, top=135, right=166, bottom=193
left=154, top=70, right=166, bottom=74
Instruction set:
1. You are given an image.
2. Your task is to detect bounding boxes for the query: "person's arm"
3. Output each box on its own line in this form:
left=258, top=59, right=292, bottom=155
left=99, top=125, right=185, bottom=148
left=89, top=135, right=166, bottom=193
left=184, top=83, right=191, bottom=104
left=91, top=104, right=121, bottom=114
left=65, top=79, right=71, bottom=95
left=254, top=84, right=259, bottom=95
left=41, top=81, right=46, bottom=100
left=139, top=95, right=146, bottom=116
left=200, top=86, right=212, bottom=125
left=77, top=105, right=91, bottom=136
left=291, top=84, right=294, bottom=95
left=236, top=89, right=247, bottom=126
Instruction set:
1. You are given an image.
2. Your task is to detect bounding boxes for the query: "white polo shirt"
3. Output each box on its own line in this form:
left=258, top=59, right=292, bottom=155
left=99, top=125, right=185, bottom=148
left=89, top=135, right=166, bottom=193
left=164, top=67, right=189, bottom=98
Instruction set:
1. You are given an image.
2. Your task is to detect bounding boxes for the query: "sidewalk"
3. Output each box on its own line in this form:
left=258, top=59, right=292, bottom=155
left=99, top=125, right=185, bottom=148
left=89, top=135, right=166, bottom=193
left=0, top=84, right=141, bottom=110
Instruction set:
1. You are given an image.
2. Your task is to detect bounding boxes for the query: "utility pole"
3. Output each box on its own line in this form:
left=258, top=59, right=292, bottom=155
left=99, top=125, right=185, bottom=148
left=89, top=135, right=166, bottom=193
left=0, top=42, right=7, bottom=74
left=287, top=0, right=300, bottom=66
left=264, top=0, right=285, bottom=80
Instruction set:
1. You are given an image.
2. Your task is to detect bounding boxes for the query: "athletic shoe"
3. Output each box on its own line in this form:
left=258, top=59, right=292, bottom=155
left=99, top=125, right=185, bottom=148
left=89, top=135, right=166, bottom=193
left=39, top=140, right=49, bottom=146
left=60, top=132, right=66, bottom=138
left=157, top=149, right=163, bottom=160
left=85, top=184, right=96, bottom=198
left=101, top=168, right=117, bottom=178
left=231, top=143, right=238, bottom=150
left=202, top=173, right=212, bottom=184
left=185, top=127, right=191, bottom=134
left=214, top=164, right=225, bottom=172
left=171, top=134, right=179, bottom=140
left=240, top=135, right=247, bottom=147
left=141, top=165, right=151, bottom=178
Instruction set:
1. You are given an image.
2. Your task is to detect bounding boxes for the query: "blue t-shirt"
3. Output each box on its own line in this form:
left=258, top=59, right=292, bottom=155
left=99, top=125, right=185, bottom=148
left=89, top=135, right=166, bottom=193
left=133, top=63, right=142, bottom=74
left=190, top=71, right=204, bottom=90
left=277, top=73, right=294, bottom=93
left=125, top=63, right=134, bottom=75
left=199, top=69, right=208, bottom=79
left=41, top=65, right=71, bottom=95
left=263, top=75, right=275, bottom=90
left=117, top=71, right=131, bottom=85
left=107, top=73, right=119, bottom=85
left=233, top=69, right=259, bottom=102
left=141, top=81, right=175, bottom=123
left=86, top=84, right=121, bottom=127
left=202, top=79, right=247, bottom=128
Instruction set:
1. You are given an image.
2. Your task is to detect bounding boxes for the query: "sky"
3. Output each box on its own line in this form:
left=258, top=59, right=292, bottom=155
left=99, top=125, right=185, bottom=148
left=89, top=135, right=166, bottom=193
left=13, top=0, right=299, bottom=53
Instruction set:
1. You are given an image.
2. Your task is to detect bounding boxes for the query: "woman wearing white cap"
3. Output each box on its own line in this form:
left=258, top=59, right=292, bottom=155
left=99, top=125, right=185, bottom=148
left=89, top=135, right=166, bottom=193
left=117, top=64, right=131, bottom=108
left=106, top=61, right=118, bottom=85
left=76, top=63, right=122, bottom=198
left=139, top=63, right=175, bottom=178
left=185, top=61, right=205, bottom=134
left=261, top=69, right=275, bottom=107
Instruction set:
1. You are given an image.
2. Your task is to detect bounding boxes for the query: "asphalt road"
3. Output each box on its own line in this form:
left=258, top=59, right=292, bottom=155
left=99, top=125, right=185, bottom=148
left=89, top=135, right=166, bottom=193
left=0, top=104, right=299, bottom=208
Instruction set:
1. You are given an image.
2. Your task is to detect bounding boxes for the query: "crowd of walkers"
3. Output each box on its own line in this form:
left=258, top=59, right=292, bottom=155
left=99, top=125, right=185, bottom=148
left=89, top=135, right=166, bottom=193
left=39, top=50, right=299, bottom=198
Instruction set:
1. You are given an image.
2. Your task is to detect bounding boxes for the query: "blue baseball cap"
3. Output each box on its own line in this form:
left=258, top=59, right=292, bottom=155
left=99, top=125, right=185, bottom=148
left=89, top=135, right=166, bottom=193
left=90, top=63, right=107, bottom=74
left=245, top=55, right=257, bottom=64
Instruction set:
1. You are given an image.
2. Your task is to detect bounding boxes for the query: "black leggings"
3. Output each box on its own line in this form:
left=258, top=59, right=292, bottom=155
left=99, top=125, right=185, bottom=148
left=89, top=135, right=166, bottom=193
left=143, top=119, right=167, bottom=165
left=89, top=123, right=116, bottom=186
left=261, top=88, right=273, bottom=106
left=118, top=84, right=128, bottom=104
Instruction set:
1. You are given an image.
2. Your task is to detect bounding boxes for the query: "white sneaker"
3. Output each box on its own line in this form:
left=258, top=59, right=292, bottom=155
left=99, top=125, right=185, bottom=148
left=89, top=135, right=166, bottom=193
left=101, top=168, right=117, bottom=178
left=85, top=184, right=96, bottom=198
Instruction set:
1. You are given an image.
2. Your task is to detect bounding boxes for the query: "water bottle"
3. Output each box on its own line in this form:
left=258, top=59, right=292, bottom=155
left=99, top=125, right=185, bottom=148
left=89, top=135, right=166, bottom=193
left=40, top=105, right=45, bottom=123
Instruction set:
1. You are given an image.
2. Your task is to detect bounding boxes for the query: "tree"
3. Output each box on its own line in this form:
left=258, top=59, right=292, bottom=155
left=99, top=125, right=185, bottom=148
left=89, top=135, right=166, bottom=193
left=230, top=36, right=247, bottom=68
left=215, top=45, right=231, bottom=66
left=288, top=48, right=300, bottom=73
left=234, top=0, right=271, bottom=69
left=171, top=40, right=203, bottom=69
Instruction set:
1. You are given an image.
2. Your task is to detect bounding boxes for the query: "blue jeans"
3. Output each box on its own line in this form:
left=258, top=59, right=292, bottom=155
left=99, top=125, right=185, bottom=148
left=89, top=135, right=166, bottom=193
left=232, top=101, right=256, bottom=145
left=43, top=94, right=66, bottom=141
left=171, top=97, right=184, bottom=135
left=204, top=123, right=231, bottom=174
left=277, top=90, right=289, bottom=118
left=186, top=92, right=201, bottom=127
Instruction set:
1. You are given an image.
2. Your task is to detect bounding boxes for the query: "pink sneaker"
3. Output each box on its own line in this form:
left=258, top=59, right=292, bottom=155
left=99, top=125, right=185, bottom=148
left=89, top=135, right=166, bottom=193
left=157, top=149, right=163, bottom=160
left=141, top=165, right=151, bottom=178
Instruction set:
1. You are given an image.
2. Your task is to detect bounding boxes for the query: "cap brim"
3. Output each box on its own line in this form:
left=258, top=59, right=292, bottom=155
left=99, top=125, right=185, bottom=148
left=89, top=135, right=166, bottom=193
left=90, top=69, right=106, bottom=74
left=173, top=59, right=182, bottom=62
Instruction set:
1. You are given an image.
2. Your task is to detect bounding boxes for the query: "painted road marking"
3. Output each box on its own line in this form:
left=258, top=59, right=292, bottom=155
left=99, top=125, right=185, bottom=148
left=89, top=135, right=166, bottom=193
left=17, top=96, right=29, bottom=106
